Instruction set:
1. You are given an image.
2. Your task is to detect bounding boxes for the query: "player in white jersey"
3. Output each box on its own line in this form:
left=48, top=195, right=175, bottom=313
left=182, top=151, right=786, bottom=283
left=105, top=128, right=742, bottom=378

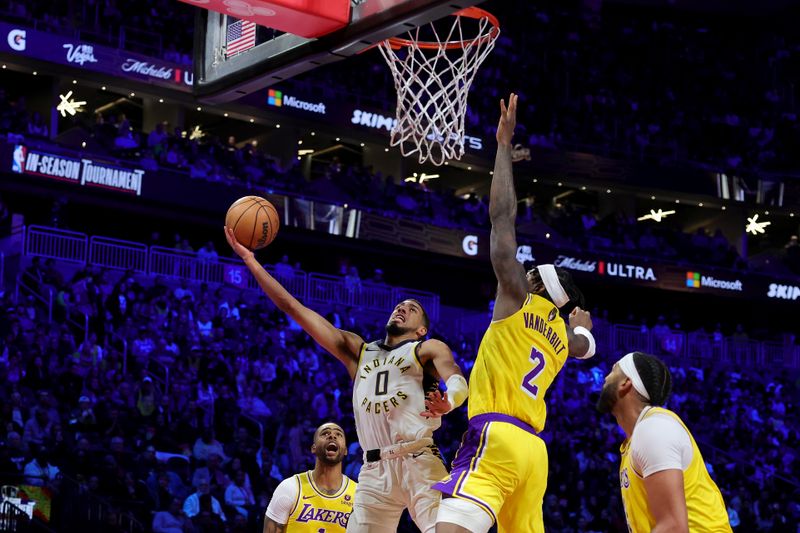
left=225, top=227, right=469, bottom=533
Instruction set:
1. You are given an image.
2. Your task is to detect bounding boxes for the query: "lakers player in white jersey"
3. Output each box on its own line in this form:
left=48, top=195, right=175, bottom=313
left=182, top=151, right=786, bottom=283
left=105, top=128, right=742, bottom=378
left=225, top=227, right=468, bottom=533
left=265, top=422, right=356, bottom=532
left=597, top=352, right=732, bottom=533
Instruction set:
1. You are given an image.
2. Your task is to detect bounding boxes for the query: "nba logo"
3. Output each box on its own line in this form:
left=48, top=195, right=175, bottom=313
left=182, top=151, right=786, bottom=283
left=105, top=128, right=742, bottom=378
left=620, top=468, right=630, bottom=489
left=12, top=145, right=26, bottom=173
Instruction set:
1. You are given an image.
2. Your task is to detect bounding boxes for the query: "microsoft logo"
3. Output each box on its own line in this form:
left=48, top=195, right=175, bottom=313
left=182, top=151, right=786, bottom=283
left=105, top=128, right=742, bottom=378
left=686, top=271, right=701, bottom=288
left=267, top=89, right=282, bottom=107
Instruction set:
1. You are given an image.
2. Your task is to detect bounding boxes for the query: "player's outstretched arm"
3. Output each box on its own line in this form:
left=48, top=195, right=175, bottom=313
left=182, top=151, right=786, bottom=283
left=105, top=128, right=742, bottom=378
left=644, top=470, right=690, bottom=533
left=225, top=227, right=363, bottom=378
left=418, top=339, right=468, bottom=418
left=490, top=93, right=528, bottom=321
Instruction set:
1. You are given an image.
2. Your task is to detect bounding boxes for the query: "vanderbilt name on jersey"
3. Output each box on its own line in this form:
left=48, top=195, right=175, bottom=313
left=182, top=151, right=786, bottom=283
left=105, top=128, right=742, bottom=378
left=352, top=340, right=439, bottom=451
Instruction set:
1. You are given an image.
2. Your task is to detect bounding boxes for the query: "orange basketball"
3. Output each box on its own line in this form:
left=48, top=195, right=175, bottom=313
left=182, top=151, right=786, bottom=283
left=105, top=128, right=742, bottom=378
left=225, top=196, right=280, bottom=250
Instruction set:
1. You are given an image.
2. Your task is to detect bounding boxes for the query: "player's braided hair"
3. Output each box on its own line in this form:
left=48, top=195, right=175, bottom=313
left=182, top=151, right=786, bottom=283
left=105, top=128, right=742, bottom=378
left=632, top=352, right=673, bottom=405
left=554, top=267, right=586, bottom=312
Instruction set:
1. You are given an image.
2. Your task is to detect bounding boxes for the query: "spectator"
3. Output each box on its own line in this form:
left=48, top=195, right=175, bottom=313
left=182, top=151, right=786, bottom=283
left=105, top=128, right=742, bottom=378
left=183, top=480, right=226, bottom=523
left=152, top=497, right=191, bottom=533
left=224, top=469, right=255, bottom=518
left=23, top=445, right=60, bottom=487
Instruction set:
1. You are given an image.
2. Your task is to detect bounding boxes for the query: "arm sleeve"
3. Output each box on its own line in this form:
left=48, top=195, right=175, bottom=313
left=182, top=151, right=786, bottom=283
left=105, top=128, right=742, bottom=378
left=631, top=413, right=693, bottom=478
left=265, top=476, right=300, bottom=525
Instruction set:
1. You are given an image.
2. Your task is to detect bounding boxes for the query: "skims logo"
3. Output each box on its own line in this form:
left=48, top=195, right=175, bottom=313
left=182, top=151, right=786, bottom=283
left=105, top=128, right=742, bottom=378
left=268, top=89, right=282, bottom=107
left=686, top=271, right=701, bottom=288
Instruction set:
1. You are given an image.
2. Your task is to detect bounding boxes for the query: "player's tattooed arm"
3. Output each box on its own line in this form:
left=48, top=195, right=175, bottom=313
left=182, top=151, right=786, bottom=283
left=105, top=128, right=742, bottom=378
left=490, top=93, right=528, bottom=321
left=263, top=516, right=287, bottom=533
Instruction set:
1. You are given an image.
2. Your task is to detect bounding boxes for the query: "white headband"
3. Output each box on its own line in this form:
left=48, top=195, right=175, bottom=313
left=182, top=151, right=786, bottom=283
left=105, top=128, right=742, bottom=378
left=618, top=353, right=650, bottom=400
left=537, top=264, right=569, bottom=308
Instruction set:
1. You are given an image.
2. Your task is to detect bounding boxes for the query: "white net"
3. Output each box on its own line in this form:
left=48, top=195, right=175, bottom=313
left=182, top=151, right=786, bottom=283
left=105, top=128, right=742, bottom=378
left=378, top=10, right=499, bottom=166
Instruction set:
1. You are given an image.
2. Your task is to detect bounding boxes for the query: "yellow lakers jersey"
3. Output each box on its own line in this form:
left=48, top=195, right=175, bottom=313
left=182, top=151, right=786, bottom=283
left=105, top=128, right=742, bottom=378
left=285, top=471, right=357, bottom=532
left=619, top=408, right=732, bottom=533
left=468, top=293, right=569, bottom=432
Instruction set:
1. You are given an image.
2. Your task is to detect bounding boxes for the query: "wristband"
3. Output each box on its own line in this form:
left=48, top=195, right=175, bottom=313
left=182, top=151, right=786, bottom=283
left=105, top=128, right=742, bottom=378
left=445, top=374, right=469, bottom=411
left=573, top=326, right=596, bottom=359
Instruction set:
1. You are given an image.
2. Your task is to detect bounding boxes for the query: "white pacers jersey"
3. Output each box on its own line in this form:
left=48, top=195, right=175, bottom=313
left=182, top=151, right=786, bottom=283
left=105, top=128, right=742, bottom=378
left=352, top=340, right=440, bottom=451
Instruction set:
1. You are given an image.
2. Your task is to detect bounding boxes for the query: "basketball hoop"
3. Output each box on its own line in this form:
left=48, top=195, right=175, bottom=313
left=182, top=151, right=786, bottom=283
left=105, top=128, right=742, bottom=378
left=378, top=7, right=499, bottom=166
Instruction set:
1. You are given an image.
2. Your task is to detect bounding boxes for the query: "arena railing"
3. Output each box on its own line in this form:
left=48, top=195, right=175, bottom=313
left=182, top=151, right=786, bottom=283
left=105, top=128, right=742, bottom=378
left=24, top=225, right=87, bottom=265
left=15, top=277, right=53, bottom=323
left=89, top=236, right=148, bottom=274
left=17, top=225, right=799, bottom=365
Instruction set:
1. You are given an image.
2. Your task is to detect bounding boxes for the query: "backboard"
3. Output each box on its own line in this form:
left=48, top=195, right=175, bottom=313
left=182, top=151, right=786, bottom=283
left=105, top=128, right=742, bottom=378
left=191, top=0, right=484, bottom=103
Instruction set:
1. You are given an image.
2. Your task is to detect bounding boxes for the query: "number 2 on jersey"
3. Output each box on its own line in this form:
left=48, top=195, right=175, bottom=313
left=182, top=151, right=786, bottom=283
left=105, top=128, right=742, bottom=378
left=521, top=346, right=546, bottom=399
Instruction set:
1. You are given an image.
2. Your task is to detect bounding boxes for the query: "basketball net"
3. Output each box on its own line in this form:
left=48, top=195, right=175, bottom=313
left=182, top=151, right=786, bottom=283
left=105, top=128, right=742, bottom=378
left=378, top=8, right=499, bottom=166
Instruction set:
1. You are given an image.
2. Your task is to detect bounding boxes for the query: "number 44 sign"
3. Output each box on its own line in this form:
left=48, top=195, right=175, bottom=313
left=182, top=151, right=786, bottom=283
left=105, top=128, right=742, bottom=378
left=223, top=264, right=248, bottom=288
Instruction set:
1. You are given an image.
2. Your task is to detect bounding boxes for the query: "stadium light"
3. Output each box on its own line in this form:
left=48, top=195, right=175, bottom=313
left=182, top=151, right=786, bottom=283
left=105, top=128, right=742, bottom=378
left=638, top=209, right=675, bottom=222
left=745, top=214, right=771, bottom=235
left=57, top=91, right=87, bottom=117
left=405, top=172, right=440, bottom=184
left=189, top=125, right=204, bottom=141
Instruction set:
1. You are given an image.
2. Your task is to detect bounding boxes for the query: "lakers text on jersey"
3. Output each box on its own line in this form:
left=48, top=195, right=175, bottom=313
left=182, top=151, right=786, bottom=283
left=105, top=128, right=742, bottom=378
left=352, top=340, right=439, bottom=451
left=286, top=471, right=357, bottom=533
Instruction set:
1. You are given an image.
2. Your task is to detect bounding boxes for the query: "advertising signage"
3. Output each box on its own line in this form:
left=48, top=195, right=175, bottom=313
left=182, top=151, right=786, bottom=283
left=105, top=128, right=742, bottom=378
left=11, top=145, right=144, bottom=196
left=258, top=85, right=487, bottom=153
left=0, top=23, right=192, bottom=91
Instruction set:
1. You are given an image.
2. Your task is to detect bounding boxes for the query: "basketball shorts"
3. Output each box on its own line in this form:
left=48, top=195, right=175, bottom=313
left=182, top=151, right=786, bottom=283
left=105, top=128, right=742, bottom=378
left=347, top=448, right=447, bottom=533
left=432, top=413, right=548, bottom=533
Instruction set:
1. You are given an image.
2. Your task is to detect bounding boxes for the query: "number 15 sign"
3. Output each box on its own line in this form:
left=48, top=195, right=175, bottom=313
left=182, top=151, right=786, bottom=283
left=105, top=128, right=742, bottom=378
left=223, top=264, right=248, bottom=288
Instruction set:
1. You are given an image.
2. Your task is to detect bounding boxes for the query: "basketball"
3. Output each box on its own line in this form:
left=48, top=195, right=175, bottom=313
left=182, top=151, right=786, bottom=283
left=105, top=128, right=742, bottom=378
left=225, top=196, right=280, bottom=250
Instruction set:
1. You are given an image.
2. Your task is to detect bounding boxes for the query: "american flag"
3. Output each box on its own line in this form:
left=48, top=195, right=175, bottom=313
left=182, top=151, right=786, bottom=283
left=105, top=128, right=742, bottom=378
left=226, top=19, right=257, bottom=57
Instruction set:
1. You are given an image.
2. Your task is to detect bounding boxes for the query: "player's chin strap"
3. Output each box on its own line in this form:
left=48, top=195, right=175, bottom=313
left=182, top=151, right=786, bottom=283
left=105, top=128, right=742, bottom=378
left=364, top=437, right=434, bottom=463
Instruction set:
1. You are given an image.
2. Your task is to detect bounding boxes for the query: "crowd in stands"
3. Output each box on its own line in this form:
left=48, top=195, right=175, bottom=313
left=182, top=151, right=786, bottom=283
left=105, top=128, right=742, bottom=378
left=1, top=251, right=798, bottom=531
left=0, top=0, right=194, bottom=64
left=2, top=96, right=768, bottom=275
left=545, top=200, right=750, bottom=270
left=3, top=0, right=800, bottom=174
left=298, top=0, right=800, bottom=174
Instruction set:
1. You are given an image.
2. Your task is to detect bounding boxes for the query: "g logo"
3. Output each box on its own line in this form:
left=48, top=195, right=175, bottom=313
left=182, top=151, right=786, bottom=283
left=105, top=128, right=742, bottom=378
left=7, top=29, right=25, bottom=51
left=462, top=235, right=478, bottom=256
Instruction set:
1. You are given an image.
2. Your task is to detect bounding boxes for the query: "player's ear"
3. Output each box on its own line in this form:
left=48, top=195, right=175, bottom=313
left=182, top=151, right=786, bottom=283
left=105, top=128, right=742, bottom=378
left=416, top=325, right=428, bottom=338
left=619, top=377, right=634, bottom=397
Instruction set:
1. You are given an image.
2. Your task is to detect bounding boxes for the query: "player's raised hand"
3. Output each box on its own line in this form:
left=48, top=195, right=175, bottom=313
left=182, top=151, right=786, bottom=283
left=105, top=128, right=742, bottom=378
left=224, top=226, right=255, bottom=262
left=421, top=390, right=450, bottom=418
left=569, top=307, right=593, bottom=331
left=496, top=93, right=518, bottom=147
